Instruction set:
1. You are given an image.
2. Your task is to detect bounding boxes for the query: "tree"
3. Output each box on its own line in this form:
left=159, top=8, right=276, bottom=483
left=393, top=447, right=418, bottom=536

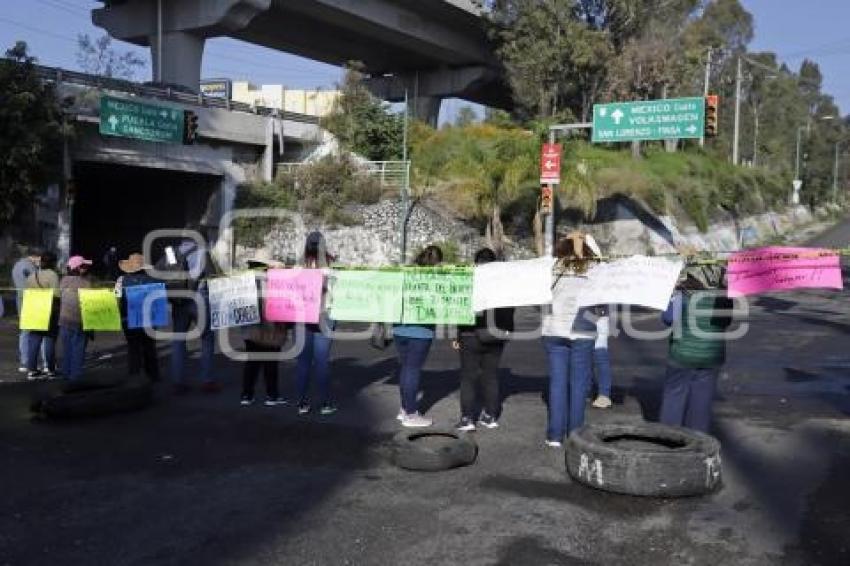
left=76, top=34, right=146, bottom=80
left=455, top=105, right=478, bottom=127
left=0, top=42, right=64, bottom=225
left=323, top=63, right=404, bottom=161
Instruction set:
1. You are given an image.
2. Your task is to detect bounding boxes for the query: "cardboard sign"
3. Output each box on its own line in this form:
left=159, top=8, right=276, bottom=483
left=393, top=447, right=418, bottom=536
left=125, top=283, right=169, bottom=329
left=208, top=273, right=261, bottom=329
left=472, top=257, right=556, bottom=312
left=402, top=268, right=474, bottom=325
left=79, top=289, right=123, bottom=331
left=264, top=269, right=324, bottom=323
left=727, top=247, right=843, bottom=297
left=577, top=256, right=683, bottom=311
left=19, top=289, right=54, bottom=331
left=328, top=270, right=404, bottom=323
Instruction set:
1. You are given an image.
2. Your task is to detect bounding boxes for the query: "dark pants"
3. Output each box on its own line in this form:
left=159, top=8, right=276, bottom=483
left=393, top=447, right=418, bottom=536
left=543, top=337, right=594, bottom=442
left=242, top=341, right=280, bottom=400
left=659, top=365, right=719, bottom=433
left=295, top=327, right=333, bottom=404
left=593, top=347, right=613, bottom=397
left=170, top=298, right=215, bottom=384
left=60, top=326, right=88, bottom=381
left=395, top=336, right=433, bottom=415
left=124, top=328, right=160, bottom=381
left=27, top=331, right=56, bottom=373
left=459, top=335, right=505, bottom=419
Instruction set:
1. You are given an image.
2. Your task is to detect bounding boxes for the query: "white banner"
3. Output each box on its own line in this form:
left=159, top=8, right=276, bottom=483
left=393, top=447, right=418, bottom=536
left=208, top=272, right=261, bottom=329
left=577, top=256, right=683, bottom=311
left=472, top=257, right=556, bottom=312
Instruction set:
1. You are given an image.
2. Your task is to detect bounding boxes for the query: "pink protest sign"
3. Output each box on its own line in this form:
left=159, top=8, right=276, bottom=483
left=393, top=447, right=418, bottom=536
left=727, top=246, right=843, bottom=297
left=264, top=269, right=324, bottom=323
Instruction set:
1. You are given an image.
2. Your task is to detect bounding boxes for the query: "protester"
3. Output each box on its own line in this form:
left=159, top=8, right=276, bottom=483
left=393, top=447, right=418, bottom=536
left=295, top=232, right=337, bottom=415
left=541, top=233, right=600, bottom=447
left=161, top=227, right=218, bottom=394
left=58, top=255, right=93, bottom=381
left=393, top=244, right=443, bottom=428
left=114, top=253, right=161, bottom=382
left=453, top=248, right=514, bottom=432
left=240, top=254, right=289, bottom=406
left=590, top=307, right=614, bottom=409
left=12, top=247, right=41, bottom=373
left=102, top=246, right=120, bottom=281
left=25, top=251, right=60, bottom=379
left=659, top=264, right=733, bottom=433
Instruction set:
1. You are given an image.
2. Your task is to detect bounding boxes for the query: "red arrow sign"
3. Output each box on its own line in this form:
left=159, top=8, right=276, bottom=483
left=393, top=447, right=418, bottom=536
left=540, top=143, right=561, bottom=184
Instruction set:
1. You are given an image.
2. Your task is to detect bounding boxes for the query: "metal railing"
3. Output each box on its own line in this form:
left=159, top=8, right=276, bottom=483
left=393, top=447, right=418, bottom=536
left=30, top=63, right=320, bottom=125
left=276, top=160, right=410, bottom=190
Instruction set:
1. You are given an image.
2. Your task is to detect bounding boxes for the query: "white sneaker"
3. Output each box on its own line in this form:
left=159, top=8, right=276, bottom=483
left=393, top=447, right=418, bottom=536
left=592, top=395, right=613, bottom=409
left=18, top=367, right=28, bottom=374
left=401, top=413, right=432, bottom=428
left=545, top=440, right=563, bottom=448
left=396, top=409, right=407, bottom=421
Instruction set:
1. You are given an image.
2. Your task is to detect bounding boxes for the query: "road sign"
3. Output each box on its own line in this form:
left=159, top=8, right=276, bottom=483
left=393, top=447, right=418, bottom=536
left=592, top=97, right=705, bottom=143
left=540, top=143, right=562, bottom=184
left=99, top=95, right=184, bottom=144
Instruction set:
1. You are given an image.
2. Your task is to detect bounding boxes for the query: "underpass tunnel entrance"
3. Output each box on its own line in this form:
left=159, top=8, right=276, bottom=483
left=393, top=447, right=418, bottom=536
left=72, top=161, right=221, bottom=267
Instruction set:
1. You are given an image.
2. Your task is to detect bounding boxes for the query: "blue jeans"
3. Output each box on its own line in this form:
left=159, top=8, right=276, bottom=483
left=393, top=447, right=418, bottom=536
left=593, top=347, right=613, bottom=398
left=544, top=337, right=594, bottom=442
left=170, top=298, right=215, bottom=384
left=659, top=365, right=719, bottom=433
left=27, top=332, right=56, bottom=373
left=395, top=336, right=432, bottom=415
left=295, top=327, right=333, bottom=404
left=60, top=326, right=88, bottom=380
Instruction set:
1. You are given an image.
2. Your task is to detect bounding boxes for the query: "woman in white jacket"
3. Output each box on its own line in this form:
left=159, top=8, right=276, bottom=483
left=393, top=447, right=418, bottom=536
left=542, top=233, right=600, bottom=447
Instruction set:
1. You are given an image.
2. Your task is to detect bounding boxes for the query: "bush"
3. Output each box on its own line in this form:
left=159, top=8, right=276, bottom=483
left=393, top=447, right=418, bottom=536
left=233, top=181, right=296, bottom=247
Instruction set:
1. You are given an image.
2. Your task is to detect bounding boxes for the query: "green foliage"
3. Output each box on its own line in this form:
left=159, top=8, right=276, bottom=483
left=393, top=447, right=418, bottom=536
left=0, top=42, right=64, bottom=225
left=76, top=34, right=146, bottom=80
left=322, top=64, right=404, bottom=161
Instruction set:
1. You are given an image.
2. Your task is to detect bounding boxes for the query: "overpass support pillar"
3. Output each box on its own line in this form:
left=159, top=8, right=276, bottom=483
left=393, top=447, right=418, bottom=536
left=149, top=31, right=205, bottom=90
left=410, top=96, right=442, bottom=128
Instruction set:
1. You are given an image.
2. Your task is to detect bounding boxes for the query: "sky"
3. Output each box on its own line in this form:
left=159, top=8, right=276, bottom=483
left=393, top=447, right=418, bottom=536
left=1, top=0, right=849, bottom=121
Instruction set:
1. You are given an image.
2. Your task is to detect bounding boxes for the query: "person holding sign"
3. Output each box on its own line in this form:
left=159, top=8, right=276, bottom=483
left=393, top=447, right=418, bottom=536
left=12, top=247, right=41, bottom=373
left=58, top=256, right=93, bottom=381
left=24, top=251, right=60, bottom=379
left=115, top=253, right=162, bottom=382
left=295, top=232, right=338, bottom=416
left=453, top=248, right=514, bottom=432
left=393, top=245, right=443, bottom=428
left=542, top=234, right=600, bottom=448
left=659, top=264, right=733, bottom=433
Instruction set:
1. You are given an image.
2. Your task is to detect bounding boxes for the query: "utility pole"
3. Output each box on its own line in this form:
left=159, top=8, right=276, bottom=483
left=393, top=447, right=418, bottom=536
left=700, top=48, right=712, bottom=148
left=399, top=87, right=410, bottom=264
left=732, top=56, right=742, bottom=165
left=752, top=105, right=759, bottom=167
left=833, top=142, right=841, bottom=202
left=156, top=0, right=163, bottom=82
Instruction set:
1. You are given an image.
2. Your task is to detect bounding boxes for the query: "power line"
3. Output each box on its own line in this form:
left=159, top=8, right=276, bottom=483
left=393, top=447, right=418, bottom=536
left=0, top=16, right=78, bottom=44
left=32, top=0, right=89, bottom=19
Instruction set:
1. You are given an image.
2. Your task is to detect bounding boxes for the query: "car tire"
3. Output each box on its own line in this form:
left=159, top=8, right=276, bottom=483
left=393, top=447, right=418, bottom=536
left=31, top=377, right=153, bottom=418
left=393, top=429, right=478, bottom=472
left=565, top=423, right=722, bottom=497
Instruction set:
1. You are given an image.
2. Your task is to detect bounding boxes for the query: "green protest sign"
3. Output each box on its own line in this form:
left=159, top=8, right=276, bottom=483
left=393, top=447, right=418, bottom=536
left=328, top=270, right=404, bottom=323
left=402, top=267, right=474, bottom=325
left=79, top=289, right=123, bottom=331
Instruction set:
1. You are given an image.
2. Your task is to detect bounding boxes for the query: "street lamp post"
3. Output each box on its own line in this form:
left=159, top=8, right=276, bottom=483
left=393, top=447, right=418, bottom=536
left=833, top=141, right=843, bottom=202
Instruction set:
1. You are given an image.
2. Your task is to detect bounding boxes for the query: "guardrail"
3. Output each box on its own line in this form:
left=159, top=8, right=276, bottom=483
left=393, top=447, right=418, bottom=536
left=31, top=63, right=320, bottom=125
left=277, top=160, right=410, bottom=190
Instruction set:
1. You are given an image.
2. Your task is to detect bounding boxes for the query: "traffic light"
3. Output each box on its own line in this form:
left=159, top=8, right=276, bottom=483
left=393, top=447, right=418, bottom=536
left=705, top=95, right=719, bottom=137
left=183, top=110, right=199, bottom=144
left=540, top=186, right=553, bottom=215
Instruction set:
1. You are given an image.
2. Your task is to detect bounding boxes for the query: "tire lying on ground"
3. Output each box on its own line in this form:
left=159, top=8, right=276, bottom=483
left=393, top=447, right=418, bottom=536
left=393, top=429, right=478, bottom=472
left=30, top=377, right=153, bottom=418
left=565, top=423, right=722, bottom=497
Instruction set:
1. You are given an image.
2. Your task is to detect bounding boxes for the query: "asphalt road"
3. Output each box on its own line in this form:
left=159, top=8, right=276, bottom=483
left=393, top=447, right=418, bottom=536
left=1, top=222, right=849, bottom=566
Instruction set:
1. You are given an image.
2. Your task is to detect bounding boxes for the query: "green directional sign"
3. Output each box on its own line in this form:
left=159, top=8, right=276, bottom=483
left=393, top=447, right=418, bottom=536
left=99, top=95, right=184, bottom=144
left=592, top=97, right=705, bottom=143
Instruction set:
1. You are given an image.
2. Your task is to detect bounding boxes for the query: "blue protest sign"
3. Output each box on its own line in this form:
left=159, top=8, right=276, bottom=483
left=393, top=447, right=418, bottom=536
left=125, top=283, right=169, bottom=329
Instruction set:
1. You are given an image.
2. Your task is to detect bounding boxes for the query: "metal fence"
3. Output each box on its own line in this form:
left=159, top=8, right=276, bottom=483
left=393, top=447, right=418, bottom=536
left=276, top=160, right=411, bottom=191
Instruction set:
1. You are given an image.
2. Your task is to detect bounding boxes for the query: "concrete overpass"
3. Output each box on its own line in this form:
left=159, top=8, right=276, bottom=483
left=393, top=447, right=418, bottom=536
left=91, top=0, right=508, bottom=125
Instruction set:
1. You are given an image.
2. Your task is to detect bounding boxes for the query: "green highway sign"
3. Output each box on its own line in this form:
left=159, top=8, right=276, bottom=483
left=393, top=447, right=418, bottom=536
left=592, top=97, right=705, bottom=143
left=99, top=95, right=184, bottom=144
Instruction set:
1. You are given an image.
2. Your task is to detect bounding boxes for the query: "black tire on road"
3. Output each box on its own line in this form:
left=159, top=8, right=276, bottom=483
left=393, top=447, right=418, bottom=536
left=393, top=429, right=478, bottom=472
left=565, top=423, right=722, bottom=498
left=31, top=377, right=153, bottom=418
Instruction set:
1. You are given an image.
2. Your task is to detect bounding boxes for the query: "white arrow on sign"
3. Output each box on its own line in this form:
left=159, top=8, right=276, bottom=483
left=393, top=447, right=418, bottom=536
left=686, top=125, right=698, bottom=134
left=108, top=115, right=119, bottom=129
left=544, top=159, right=556, bottom=170
left=611, top=108, right=625, bottom=125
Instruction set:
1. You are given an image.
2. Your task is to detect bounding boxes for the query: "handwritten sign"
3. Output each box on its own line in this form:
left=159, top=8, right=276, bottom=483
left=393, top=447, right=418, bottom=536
left=208, top=273, right=261, bottom=329
left=578, top=256, right=683, bottom=311
left=264, top=269, right=324, bottom=323
left=472, top=257, right=556, bottom=312
left=402, top=268, right=474, bottom=325
left=19, top=289, right=54, bottom=331
left=125, top=283, right=169, bottom=329
left=727, top=247, right=843, bottom=297
left=79, top=289, right=122, bottom=331
left=328, top=270, right=404, bottom=323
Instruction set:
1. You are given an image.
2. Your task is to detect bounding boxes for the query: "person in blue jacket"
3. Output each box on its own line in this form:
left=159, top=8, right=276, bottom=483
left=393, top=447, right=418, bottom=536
left=393, top=245, right=443, bottom=428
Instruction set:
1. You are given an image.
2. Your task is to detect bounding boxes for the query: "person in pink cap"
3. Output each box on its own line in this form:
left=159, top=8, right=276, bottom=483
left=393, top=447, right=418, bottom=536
left=59, top=255, right=93, bottom=380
